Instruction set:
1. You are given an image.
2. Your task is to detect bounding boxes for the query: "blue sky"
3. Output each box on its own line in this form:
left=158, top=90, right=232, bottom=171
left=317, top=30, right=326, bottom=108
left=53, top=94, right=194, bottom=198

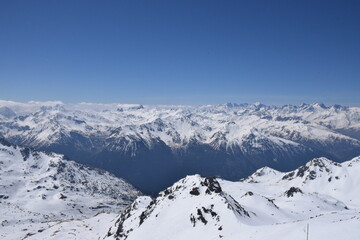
left=0, top=0, right=359, bottom=106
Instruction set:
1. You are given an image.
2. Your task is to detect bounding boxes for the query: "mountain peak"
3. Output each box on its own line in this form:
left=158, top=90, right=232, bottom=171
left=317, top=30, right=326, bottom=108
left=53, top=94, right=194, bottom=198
left=312, top=102, right=327, bottom=109
left=242, top=166, right=282, bottom=183
left=306, top=157, right=340, bottom=168
left=158, top=175, right=223, bottom=200
left=282, top=157, right=342, bottom=182
left=105, top=175, right=252, bottom=240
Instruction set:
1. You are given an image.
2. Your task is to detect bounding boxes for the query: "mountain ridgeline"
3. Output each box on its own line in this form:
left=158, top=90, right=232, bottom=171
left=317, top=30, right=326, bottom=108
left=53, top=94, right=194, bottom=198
left=1, top=101, right=360, bottom=193
left=104, top=156, right=360, bottom=240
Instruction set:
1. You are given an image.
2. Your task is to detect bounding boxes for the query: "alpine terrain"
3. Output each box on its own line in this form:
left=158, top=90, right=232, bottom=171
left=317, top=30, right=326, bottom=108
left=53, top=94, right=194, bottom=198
left=0, top=138, right=140, bottom=240
left=104, top=156, right=360, bottom=240
left=1, top=100, right=360, bottom=193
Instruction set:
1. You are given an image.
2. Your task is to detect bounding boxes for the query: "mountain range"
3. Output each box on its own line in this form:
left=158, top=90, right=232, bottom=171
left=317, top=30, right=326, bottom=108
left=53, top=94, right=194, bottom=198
left=1, top=100, right=360, bottom=193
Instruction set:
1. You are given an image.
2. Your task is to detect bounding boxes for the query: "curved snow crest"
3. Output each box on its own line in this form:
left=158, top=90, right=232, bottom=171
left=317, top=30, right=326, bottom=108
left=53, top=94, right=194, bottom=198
left=242, top=166, right=282, bottom=183
left=242, top=156, right=358, bottom=184
left=105, top=175, right=253, bottom=240
left=238, top=155, right=360, bottom=209
left=281, top=157, right=342, bottom=181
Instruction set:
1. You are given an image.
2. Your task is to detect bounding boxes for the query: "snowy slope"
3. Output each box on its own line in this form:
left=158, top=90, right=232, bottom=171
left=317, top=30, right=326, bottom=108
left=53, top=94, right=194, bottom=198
left=240, top=156, right=360, bottom=208
left=105, top=175, right=253, bottom=240
left=1, top=100, right=360, bottom=192
left=104, top=156, right=360, bottom=240
left=0, top=138, right=140, bottom=240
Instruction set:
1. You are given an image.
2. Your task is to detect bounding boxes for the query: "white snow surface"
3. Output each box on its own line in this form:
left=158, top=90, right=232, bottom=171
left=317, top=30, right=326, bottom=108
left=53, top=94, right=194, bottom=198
left=0, top=140, right=140, bottom=240
left=104, top=156, right=360, bottom=240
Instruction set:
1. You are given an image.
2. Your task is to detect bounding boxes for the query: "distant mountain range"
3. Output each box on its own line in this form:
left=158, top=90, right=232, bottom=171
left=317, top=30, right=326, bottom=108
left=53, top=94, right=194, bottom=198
left=1, top=100, right=360, bottom=193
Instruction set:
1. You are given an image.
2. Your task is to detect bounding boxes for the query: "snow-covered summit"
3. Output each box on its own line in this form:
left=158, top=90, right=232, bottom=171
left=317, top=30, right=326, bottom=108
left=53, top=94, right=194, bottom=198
left=238, top=156, right=360, bottom=208
left=281, top=157, right=342, bottom=181
left=105, top=175, right=253, bottom=240
left=242, top=166, right=282, bottom=183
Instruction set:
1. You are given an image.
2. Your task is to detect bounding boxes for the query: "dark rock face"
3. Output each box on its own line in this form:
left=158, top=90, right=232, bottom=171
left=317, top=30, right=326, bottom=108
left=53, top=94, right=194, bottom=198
left=0, top=195, right=9, bottom=199
left=0, top=137, right=12, bottom=147
left=20, top=148, right=31, bottom=161
left=111, top=202, right=134, bottom=239
left=189, top=187, right=200, bottom=196
left=202, top=177, right=222, bottom=194
left=285, top=187, right=303, bottom=197
left=59, top=193, right=67, bottom=199
left=196, top=208, right=208, bottom=225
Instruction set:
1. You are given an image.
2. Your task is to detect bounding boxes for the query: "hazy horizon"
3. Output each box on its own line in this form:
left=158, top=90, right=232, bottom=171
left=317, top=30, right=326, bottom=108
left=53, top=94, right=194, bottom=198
left=0, top=98, right=359, bottom=108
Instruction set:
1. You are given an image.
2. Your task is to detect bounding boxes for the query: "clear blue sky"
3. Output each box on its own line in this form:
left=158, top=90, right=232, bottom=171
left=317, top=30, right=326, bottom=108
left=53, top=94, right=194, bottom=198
left=0, top=0, right=359, bottom=106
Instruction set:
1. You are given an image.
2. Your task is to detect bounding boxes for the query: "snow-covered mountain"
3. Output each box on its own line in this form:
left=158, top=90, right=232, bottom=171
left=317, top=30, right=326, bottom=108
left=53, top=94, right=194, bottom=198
left=104, top=156, right=360, bottom=240
left=1, top=100, right=360, bottom=193
left=0, top=138, right=140, bottom=240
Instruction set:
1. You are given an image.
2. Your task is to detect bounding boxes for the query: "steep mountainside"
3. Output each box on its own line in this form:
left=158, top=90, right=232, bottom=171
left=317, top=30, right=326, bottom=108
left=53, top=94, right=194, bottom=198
left=104, top=156, right=360, bottom=240
left=1, top=100, right=360, bottom=192
left=0, top=138, right=140, bottom=240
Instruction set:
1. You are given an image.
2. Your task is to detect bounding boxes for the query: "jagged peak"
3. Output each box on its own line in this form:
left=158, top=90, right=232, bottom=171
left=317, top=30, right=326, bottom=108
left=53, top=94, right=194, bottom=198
left=159, top=175, right=223, bottom=199
left=221, top=102, right=248, bottom=108
left=257, top=166, right=280, bottom=175
left=105, top=174, right=252, bottom=240
left=253, top=101, right=264, bottom=107
left=312, top=102, right=327, bottom=109
left=282, top=157, right=342, bottom=181
left=305, top=157, right=341, bottom=168
left=243, top=157, right=347, bottom=184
